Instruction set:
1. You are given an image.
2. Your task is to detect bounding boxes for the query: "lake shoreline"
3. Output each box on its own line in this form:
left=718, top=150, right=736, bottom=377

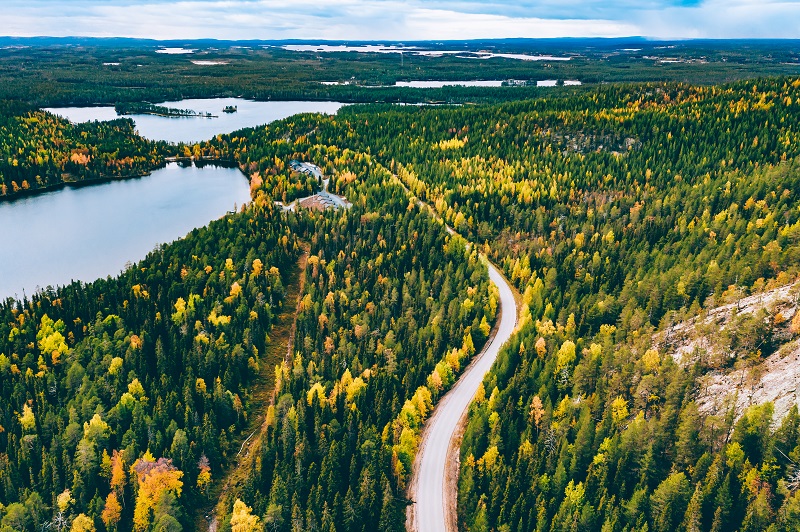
left=118, top=111, right=219, bottom=119
left=0, top=158, right=247, bottom=204
left=0, top=163, right=252, bottom=299
left=45, top=98, right=345, bottom=144
left=0, top=169, right=160, bottom=204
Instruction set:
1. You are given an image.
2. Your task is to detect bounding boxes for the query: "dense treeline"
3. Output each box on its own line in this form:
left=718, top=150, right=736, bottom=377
left=208, top=78, right=800, bottom=329
left=0, top=102, right=171, bottom=199
left=199, top=77, right=800, bottom=530
left=220, top=150, right=495, bottom=531
left=2, top=42, right=800, bottom=107
left=0, top=198, right=301, bottom=530
left=449, top=132, right=800, bottom=530
left=0, top=124, right=495, bottom=531
left=114, top=103, right=211, bottom=118
left=5, top=67, right=800, bottom=531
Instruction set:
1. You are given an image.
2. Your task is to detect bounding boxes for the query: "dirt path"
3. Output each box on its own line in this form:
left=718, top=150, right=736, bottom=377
left=197, top=244, right=309, bottom=531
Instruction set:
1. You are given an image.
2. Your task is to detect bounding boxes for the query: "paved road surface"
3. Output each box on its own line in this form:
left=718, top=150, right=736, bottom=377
left=410, top=259, right=518, bottom=532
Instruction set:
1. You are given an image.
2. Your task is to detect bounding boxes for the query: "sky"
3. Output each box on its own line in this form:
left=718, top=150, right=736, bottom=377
left=1, top=0, right=799, bottom=41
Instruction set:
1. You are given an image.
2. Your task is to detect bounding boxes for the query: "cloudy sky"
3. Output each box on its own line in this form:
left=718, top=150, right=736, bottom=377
left=1, top=0, right=799, bottom=41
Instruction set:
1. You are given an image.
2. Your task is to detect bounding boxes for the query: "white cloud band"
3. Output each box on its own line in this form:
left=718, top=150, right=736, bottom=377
left=0, top=0, right=798, bottom=40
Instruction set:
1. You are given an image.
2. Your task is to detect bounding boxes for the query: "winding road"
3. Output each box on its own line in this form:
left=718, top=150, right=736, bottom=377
left=408, top=258, right=519, bottom=531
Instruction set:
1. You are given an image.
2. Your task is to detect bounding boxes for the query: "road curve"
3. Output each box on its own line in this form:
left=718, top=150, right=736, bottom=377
left=409, top=259, right=518, bottom=532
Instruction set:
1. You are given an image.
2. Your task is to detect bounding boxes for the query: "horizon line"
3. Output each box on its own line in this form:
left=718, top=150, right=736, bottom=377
left=3, top=36, right=800, bottom=43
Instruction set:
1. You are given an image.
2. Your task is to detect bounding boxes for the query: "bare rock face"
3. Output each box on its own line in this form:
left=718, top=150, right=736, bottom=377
left=656, top=280, right=800, bottom=424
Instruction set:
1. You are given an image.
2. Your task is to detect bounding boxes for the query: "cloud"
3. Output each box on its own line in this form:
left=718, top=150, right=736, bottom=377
left=0, top=0, right=798, bottom=40
left=635, top=0, right=800, bottom=39
left=405, top=9, right=637, bottom=39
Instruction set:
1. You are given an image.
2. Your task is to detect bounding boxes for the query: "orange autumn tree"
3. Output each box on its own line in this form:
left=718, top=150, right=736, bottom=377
left=110, top=450, right=127, bottom=496
left=101, top=492, right=122, bottom=532
left=100, top=449, right=126, bottom=531
left=130, top=452, right=184, bottom=531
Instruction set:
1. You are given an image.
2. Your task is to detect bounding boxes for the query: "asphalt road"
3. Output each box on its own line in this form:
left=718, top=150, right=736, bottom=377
left=410, top=259, right=518, bottom=532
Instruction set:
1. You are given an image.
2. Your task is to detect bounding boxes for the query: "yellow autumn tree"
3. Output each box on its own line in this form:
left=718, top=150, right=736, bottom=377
left=307, top=382, right=326, bottom=406
left=555, top=340, right=577, bottom=375
left=131, top=453, right=184, bottom=532
left=251, top=258, right=263, bottom=277
left=36, top=314, right=68, bottom=365
left=57, top=489, right=74, bottom=513
left=611, top=396, right=630, bottom=425
left=535, top=337, right=547, bottom=358
left=19, top=403, right=36, bottom=432
left=230, top=499, right=261, bottom=532
left=791, top=311, right=800, bottom=335
left=110, top=450, right=127, bottom=496
left=530, top=395, right=545, bottom=430
left=479, top=315, right=491, bottom=337
left=196, top=454, right=212, bottom=495
left=71, top=514, right=95, bottom=532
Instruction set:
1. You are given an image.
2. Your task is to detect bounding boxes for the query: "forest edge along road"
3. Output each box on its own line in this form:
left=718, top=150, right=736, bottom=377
left=406, top=239, right=520, bottom=529
left=407, top=259, right=519, bottom=532
left=392, top=171, right=521, bottom=532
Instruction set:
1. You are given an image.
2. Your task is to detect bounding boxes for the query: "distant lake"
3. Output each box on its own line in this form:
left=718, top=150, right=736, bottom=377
left=394, top=80, right=505, bottom=88
left=45, top=98, right=345, bottom=144
left=537, top=80, right=582, bottom=87
left=280, top=45, right=571, bottom=61
left=390, top=80, right=581, bottom=88
left=282, top=44, right=412, bottom=54
left=0, top=163, right=250, bottom=300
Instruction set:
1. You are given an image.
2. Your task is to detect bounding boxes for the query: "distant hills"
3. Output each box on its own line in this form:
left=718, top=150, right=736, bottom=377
left=1, top=35, right=799, bottom=52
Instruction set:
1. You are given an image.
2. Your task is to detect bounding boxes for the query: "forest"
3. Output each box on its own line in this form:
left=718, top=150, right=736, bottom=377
left=228, top=149, right=495, bottom=531
left=0, top=191, right=302, bottom=530
left=0, top=101, right=171, bottom=199
left=114, top=103, right=212, bottom=118
left=4, top=57, right=800, bottom=531
left=0, top=39, right=799, bottom=107
left=195, top=76, right=800, bottom=530
left=0, top=122, right=495, bottom=530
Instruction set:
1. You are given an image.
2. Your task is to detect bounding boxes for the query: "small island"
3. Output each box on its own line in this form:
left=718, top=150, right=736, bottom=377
left=223, top=105, right=238, bottom=113
left=114, top=102, right=216, bottom=118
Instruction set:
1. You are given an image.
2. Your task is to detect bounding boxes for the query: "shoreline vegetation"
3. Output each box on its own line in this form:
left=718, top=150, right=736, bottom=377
left=114, top=102, right=216, bottom=118
left=0, top=169, right=157, bottom=203
left=0, top=103, right=174, bottom=200
left=0, top=159, right=240, bottom=204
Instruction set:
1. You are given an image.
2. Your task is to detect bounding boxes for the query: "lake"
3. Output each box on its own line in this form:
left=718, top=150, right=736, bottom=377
left=394, top=80, right=582, bottom=88
left=536, top=80, right=582, bottom=87
left=280, top=45, right=571, bottom=61
left=394, top=80, right=505, bottom=88
left=45, top=98, right=345, bottom=144
left=3, top=98, right=343, bottom=300
left=0, top=163, right=250, bottom=300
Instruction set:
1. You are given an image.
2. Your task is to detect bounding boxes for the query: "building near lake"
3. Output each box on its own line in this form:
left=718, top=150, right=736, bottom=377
left=290, top=160, right=324, bottom=180
left=288, top=160, right=351, bottom=211
left=297, top=190, right=351, bottom=211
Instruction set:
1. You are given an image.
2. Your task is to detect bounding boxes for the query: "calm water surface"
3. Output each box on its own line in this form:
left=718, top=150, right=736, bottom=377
left=45, top=98, right=344, bottom=144
left=281, top=45, right=571, bottom=61
left=394, top=80, right=505, bottom=88
left=0, top=163, right=250, bottom=300
left=2, top=98, right=345, bottom=299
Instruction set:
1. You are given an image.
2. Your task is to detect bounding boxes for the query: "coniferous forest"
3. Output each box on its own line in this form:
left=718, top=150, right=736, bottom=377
left=3, top=41, right=800, bottom=532
left=0, top=102, right=170, bottom=199
left=199, top=78, right=800, bottom=531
